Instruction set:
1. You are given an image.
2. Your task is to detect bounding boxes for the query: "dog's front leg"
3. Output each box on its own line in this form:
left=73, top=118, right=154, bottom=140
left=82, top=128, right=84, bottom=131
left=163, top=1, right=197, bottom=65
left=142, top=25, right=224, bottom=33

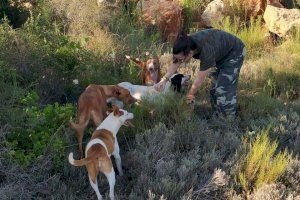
left=112, top=141, right=123, bottom=176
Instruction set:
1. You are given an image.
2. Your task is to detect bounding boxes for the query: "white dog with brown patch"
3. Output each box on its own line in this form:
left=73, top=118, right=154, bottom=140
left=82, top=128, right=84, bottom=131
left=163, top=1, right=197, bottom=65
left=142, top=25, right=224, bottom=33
left=68, top=106, right=134, bottom=200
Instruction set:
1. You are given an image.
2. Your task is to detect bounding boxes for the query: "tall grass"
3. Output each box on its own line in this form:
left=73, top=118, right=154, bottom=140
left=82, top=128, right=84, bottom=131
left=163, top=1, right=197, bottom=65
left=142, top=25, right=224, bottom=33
left=240, top=28, right=300, bottom=101
left=223, top=0, right=247, bottom=21
left=237, top=128, right=290, bottom=195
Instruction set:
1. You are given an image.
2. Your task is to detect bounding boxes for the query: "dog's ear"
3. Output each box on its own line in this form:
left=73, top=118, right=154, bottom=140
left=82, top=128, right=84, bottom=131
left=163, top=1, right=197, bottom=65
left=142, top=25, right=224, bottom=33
left=112, top=105, right=120, bottom=116
left=114, top=86, right=122, bottom=96
left=126, top=55, right=146, bottom=69
left=113, top=105, right=124, bottom=116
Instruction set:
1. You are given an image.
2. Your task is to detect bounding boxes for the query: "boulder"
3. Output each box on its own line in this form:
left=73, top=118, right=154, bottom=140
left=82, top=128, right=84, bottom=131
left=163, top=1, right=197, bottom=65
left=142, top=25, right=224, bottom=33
left=201, top=0, right=283, bottom=22
left=264, top=5, right=300, bottom=37
left=201, top=0, right=225, bottom=27
left=137, top=0, right=183, bottom=43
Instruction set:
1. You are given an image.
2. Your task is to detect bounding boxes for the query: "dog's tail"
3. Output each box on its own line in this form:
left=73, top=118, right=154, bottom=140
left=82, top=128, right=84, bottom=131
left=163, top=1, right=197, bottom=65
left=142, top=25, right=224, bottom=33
left=68, top=152, right=93, bottom=166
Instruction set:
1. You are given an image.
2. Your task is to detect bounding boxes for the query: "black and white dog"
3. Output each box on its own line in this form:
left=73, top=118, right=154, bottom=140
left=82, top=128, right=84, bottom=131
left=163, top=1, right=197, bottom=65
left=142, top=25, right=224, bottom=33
left=117, top=73, right=190, bottom=101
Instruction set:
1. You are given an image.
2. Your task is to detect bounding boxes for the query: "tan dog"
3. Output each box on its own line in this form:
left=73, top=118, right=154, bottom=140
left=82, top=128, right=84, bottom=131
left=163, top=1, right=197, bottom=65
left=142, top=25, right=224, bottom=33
left=68, top=106, right=134, bottom=200
left=69, top=84, right=136, bottom=158
left=125, top=55, right=161, bottom=85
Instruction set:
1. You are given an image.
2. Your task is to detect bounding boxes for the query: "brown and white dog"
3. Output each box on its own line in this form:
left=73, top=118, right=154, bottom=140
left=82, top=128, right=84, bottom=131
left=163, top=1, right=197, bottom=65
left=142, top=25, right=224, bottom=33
left=68, top=106, right=134, bottom=200
left=125, top=55, right=161, bottom=85
left=69, top=84, right=136, bottom=158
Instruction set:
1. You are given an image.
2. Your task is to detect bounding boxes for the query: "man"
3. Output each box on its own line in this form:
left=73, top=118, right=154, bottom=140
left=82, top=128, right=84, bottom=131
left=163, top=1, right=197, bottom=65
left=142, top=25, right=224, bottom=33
left=154, top=29, right=246, bottom=117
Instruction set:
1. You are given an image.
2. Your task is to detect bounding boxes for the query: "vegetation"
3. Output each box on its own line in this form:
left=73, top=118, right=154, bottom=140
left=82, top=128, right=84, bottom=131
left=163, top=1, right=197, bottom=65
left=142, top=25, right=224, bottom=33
left=0, top=0, right=299, bottom=199
left=237, top=128, right=290, bottom=195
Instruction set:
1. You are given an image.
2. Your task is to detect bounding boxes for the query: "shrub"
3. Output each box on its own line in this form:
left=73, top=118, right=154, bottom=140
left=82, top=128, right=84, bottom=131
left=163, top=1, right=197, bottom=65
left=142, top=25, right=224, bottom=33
left=123, top=117, right=241, bottom=199
left=6, top=91, right=74, bottom=167
left=279, top=157, right=300, bottom=195
left=240, top=29, right=300, bottom=101
left=238, top=92, right=284, bottom=119
left=0, top=62, right=25, bottom=126
left=122, top=91, right=190, bottom=141
left=237, top=128, right=290, bottom=195
left=250, top=183, right=287, bottom=200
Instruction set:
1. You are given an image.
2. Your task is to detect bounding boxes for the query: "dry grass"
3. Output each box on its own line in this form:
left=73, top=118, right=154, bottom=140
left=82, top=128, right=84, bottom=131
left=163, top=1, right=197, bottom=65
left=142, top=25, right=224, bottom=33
left=48, top=0, right=120, bottom=56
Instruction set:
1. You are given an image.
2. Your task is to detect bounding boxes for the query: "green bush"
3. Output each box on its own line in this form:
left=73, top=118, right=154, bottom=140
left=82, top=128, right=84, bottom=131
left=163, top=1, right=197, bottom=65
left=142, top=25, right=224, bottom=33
left=6, top=91, right=74, bottom=167
left=237, top=128, right=290, bottom=194
left=124, top=92, right=190, bottom=140
left=238, top=92, right=284, bottom=119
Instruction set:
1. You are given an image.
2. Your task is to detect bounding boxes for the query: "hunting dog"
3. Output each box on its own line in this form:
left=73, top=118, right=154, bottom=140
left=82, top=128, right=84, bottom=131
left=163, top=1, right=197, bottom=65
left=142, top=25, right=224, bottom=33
left=69, top=84, right=136, bottom=158
left=118, top=73, right=190, bottom=101
left=125, top=55, right=161, bottom=85
left=69, top=106, right=134, bottom=200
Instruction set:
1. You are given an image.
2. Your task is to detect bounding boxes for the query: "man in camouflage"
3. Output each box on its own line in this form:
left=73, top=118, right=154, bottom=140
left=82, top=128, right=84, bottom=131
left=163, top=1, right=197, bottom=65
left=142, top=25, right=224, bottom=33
left=154, top=29, right=246, bottom=117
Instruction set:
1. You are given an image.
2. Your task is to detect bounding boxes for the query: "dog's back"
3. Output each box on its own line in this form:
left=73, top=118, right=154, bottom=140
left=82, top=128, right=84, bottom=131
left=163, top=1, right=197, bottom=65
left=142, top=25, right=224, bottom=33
left=70, top=85, right=109, bottom=158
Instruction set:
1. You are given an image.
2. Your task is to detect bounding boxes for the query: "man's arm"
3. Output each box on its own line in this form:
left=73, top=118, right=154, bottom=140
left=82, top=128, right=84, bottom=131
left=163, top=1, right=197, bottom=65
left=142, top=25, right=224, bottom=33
left=154, top=62, right=181, bottom=91
left=163, top=62, right=181, bottom=79
left=187, top=69, right=210, bottom=97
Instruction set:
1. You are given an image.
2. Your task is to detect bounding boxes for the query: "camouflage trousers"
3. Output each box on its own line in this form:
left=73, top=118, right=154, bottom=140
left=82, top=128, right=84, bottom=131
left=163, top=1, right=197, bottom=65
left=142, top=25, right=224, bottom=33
left=209, top=47, right=246, bottom=116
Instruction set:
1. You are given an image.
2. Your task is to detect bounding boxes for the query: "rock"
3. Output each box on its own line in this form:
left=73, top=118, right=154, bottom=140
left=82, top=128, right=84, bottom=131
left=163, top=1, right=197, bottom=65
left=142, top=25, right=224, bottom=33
left=201, top=0, right=225, bottom=27
left=264, top=5, right=300, bottom=37
left=242, top=0, right=283, bottom=19
left=137, top=0, right=183, bottom=42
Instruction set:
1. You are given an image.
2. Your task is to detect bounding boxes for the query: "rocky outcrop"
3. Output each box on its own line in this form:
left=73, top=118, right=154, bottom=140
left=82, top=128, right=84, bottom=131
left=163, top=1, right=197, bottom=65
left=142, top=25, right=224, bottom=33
left=201, top=0, right=225, bottom=27
left=264, top=5, right=300, bottom=37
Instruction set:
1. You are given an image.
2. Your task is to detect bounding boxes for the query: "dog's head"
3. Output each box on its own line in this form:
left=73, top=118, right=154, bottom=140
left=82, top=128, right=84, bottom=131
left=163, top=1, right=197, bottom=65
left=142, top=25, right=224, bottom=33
left=113, top=85, right=137, bottom=105
left=170, top=73, right=191, bottom=92
left=126, top=55, right=161, bottom=85
left=110, top=105, right=134, bottom=127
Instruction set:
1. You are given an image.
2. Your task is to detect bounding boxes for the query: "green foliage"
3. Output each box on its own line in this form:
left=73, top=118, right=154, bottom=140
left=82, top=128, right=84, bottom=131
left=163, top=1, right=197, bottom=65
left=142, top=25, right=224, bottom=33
left=125, top=92, right=190, bottom=139
left=239, top=92, right=284, bottom=119
left=237, top=128, right=290, bottom=194
left=263, top=68, right=278, bottom=98
left=0, top=0, right=299, bottom=199
left=6, top=91, right=74, bottom=167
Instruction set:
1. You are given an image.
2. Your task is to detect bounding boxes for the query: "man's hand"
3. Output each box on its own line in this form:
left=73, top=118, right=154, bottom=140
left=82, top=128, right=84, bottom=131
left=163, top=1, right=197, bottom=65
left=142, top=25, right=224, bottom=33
left=186, top=94, right=195, bottom=122
left=186, top=94, right=195, bottom=105
left=154, top=79, right=167, bottom=92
